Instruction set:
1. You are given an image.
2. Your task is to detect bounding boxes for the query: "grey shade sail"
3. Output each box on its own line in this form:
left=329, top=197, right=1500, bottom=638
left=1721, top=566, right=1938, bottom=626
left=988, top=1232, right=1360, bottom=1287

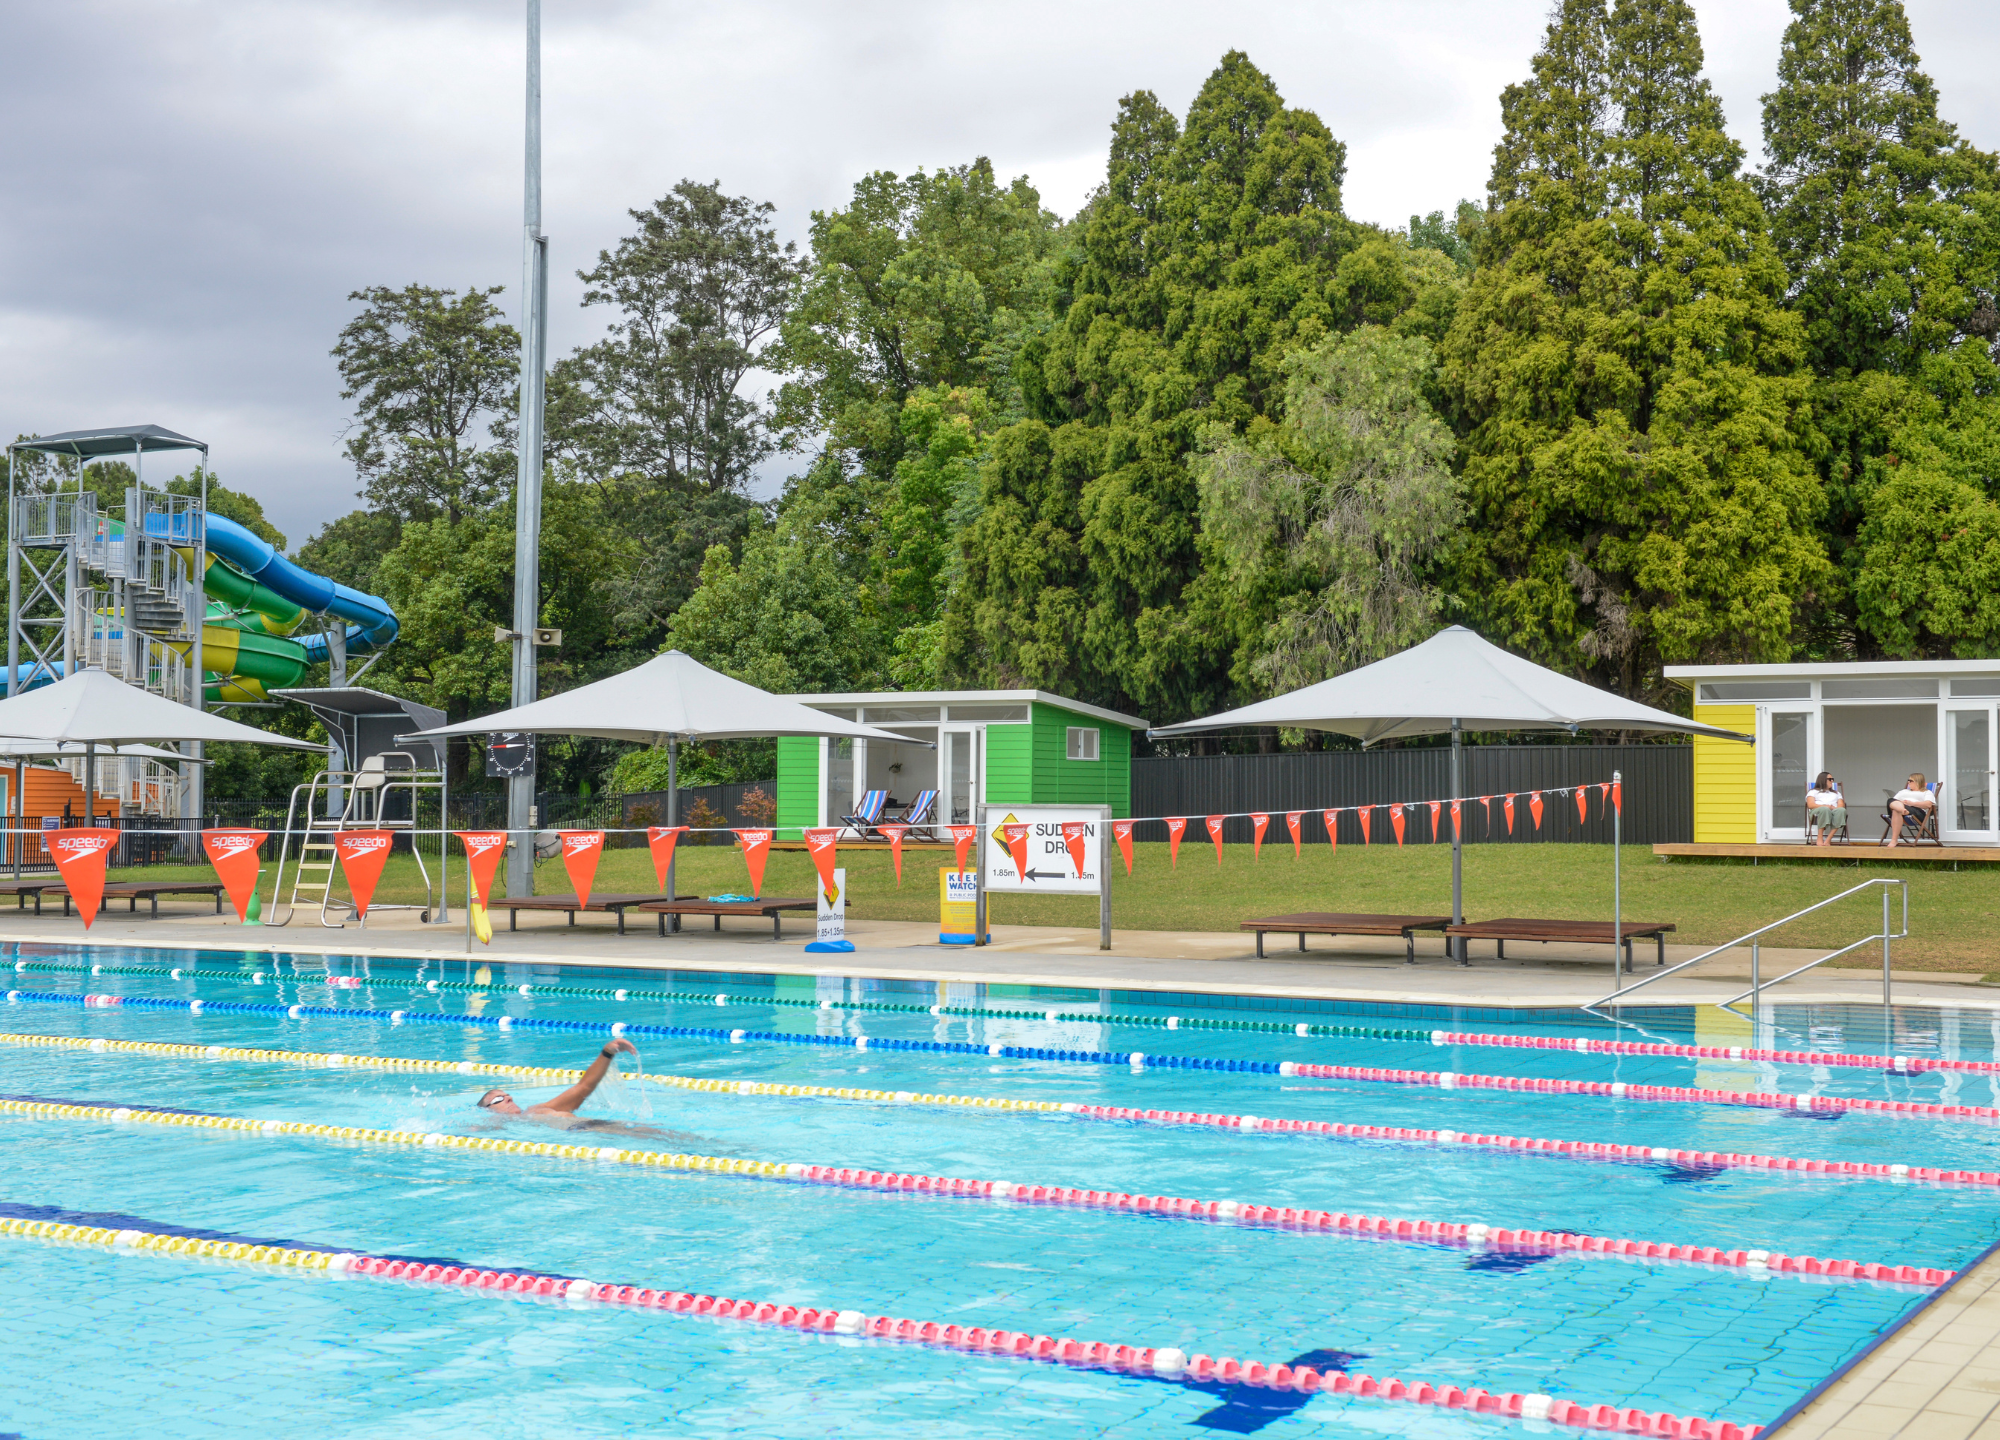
left=0, top=669, right=323, bottom=748
left=1151, top=627, right=1751, bottom=744
left=0, top=738, right=208, bottom=763
left=273, top=686, right=446, bottom=769
left=403, top=649, right=928, bottom=747
left=10, top=424, right=208, bottom=458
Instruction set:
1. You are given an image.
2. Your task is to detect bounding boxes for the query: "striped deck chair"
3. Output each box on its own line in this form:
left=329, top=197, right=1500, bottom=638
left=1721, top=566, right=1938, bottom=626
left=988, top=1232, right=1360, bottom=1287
left=895, top=788, right=941, bottom=842
left=840, top=789, right=890, bottom=839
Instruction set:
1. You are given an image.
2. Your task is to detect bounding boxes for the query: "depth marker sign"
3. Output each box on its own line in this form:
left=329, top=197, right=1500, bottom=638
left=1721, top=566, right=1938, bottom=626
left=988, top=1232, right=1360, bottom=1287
left=975, top=805, right=1112, bottom=950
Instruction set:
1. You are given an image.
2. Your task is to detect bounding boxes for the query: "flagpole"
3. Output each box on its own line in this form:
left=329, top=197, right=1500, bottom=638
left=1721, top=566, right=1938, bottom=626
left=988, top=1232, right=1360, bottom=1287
left=1613, top=768, right=1622, bottom=993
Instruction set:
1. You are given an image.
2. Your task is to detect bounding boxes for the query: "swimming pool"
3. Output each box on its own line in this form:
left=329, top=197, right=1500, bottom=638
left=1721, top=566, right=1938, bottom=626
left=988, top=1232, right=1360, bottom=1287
left=2, top=940, right=1994, bottom=1437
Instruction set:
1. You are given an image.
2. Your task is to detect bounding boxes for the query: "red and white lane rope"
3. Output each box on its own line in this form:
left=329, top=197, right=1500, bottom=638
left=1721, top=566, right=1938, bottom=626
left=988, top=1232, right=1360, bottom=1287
left=1434, top=1031, right=2000, bottom=1079
left=0, top=1215, right=1764, bottom=1437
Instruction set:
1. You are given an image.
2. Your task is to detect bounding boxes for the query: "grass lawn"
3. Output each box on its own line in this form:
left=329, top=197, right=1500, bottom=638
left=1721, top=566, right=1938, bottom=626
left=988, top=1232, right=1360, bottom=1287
left=105, top=838, right=2000, bottom=970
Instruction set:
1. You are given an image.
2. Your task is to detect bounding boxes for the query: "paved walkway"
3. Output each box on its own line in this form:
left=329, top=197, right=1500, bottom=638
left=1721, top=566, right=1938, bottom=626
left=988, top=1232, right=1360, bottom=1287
left=1770, top=1243, right=2000, bottom=1439
left=5, top=904, right=1993, bottom=1011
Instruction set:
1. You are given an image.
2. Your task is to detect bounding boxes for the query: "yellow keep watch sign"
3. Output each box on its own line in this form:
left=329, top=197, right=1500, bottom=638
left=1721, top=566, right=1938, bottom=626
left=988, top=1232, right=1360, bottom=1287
left=939, top=867, right=982, bottom=945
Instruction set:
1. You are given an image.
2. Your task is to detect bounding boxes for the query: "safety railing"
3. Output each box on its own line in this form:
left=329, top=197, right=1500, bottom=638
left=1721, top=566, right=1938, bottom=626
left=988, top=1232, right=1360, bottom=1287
left=1581, top=878, right=1908, bottom=1015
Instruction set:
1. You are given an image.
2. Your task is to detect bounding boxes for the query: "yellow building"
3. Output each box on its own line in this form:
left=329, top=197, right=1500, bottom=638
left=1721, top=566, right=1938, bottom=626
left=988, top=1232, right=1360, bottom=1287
left=1664, top=661, right=2000, bottom=845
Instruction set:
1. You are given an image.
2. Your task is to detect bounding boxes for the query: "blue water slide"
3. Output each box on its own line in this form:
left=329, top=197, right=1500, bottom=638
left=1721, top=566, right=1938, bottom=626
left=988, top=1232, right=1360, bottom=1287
left=151, top=512, right=400, bottom=657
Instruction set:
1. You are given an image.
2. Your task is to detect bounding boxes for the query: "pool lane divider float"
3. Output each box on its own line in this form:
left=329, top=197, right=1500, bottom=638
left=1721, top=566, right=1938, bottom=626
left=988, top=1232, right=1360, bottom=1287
left=9, top=1031, right=2000, bottom=1194
left=0, top=1093, right=1951, bottom=1291
left=0, top=1217, right=1764, bottom=1440
left=12, top=955, right=1991, bottom=1081
left=15, top=987, right=2000, bottom=1128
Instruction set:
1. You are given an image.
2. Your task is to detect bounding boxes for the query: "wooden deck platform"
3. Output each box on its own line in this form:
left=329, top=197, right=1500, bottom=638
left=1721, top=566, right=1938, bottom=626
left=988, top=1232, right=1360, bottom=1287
left=1654, top=843, right=2000, bottom=864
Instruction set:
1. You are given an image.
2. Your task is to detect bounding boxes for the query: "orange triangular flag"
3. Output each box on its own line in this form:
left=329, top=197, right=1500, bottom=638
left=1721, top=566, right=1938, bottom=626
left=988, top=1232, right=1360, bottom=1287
left=1166, top=817, right=1187, bottom=868
left=1530, top=792, right=1545, bottom=830
left=1251, top=812, right=1269, bottom=860
left=456, top=831, right=507, bottom=904
left=879, top=824, right=909, bottom=883
left=1450, top=801, right=1462, bottom=840
left=1322, top=809, right=1339, bottom=853
left=202, top=828, right=266, bottom=922
left=948, top=824, right=978, bottom=872
left=803, top=828, right=840, bottom=902
left=1113, top=819, right=1135, bottom=874
left=1575, top=788, right=1588, bottom=824
left=1059, top=821, right=1089, bottom=877
left=1504, top=794, right=1516, bottom=834
left=1427, top=801, right=1441, bottom=840
left=1611, top=779, right=1622, bottom=815
left=1390, top=805, right=1405, bottom=846
left=1287, top=811, right=1303, bottom=857
left=51, top=827, right=119, bottom=929
left=646, top=826, right=687, bottom=893
left=333, top=831, right=394, bottom=919
left=1359, top=808, right=1372, bottom=844
left=737, top=829, right=773, bottom=896
left=1205, top=815, right=1226, bottom=865
left=1001, top=822, right=1032, bottom=879
left=560, top=831, right=605, bottom=908
left=1481, top=796, right=1494, bottom=832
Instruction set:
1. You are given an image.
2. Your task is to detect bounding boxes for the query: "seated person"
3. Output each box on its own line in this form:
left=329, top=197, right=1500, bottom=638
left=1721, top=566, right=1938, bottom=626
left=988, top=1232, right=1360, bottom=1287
left=1885, top=773, right=1935, bottom=847
left=1805, top=772, right=1845, bottom=847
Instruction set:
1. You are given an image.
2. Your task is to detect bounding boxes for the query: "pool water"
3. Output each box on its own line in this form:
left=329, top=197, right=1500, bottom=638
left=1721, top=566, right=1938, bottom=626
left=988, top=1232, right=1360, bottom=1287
left=2, top=941, right=1997, bottom=1438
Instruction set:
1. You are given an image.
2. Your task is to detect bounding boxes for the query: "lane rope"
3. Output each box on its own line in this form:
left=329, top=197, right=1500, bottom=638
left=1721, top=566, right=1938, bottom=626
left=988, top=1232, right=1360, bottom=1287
left=10, top=987, right=1998, bottom=1127
left=6, top=1031, right=1996, bottom=1193
left=0, top=1212, right=1763, bottom=1437
left=0, top=1092, right=1950, bottom=1289
left=10, top=956, right=1979, bottom=1078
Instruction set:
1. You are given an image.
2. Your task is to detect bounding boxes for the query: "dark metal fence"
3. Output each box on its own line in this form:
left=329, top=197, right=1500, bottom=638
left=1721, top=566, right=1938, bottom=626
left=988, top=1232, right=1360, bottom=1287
left=1129, top=744, right=1691, bottom=846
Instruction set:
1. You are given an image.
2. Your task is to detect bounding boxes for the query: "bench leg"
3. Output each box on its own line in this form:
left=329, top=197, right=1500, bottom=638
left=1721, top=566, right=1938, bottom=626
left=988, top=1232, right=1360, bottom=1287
left=772, top=914, right=781, bottom=940
left=1657, top=934, right=1665, bottom=967
left=617, top=909, right=626, bottom=936
left=1405, top=931, right=1416, bottom=965
left=1496, top=939, right=1504, bottom=961
left=510, top=909, right=517, bottom=932
left=714, top=915, right=721, bottom=932
left=1622, top=937, right=1633, bottom=974
left=150, top=897, right=158, bottom=919
left=1297, top=932, right=1306, bottom=953
left=567, top=911, right=575, bottom=927
left=215, top=893, right=222, bottom=914
left=1255, top=932, right=1265, bottom=958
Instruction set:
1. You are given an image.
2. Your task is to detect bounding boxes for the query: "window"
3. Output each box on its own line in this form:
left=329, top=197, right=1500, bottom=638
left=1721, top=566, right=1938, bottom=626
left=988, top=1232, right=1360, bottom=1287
left=1697, top=682, right=1810, bottom=702
left=1066, top=726, right=1100, bottom=762
left=1821, top=678, right=1939, bottom=699
left=1950, top=679, right=2000, bottom=697
left=859, top=705, right=940, bottom=723
left=944, top=704, right=1029, bottom=723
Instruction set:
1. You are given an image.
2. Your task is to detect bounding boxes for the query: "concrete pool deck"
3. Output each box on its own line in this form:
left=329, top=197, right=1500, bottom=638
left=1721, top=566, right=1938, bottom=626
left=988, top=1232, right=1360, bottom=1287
left=4, top=903, right=1994, bottom=1011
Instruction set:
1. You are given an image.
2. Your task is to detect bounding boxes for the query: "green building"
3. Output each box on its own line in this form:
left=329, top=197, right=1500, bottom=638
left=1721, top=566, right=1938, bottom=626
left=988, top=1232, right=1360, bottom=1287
left=774, top=690, right=1148, bottom=831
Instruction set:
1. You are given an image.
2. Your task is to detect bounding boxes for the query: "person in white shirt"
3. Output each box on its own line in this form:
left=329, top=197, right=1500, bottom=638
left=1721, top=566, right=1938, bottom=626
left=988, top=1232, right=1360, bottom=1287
left=1805, top=772, right=1845, bottom=847
left=1886, top=773, right=1934, bottom=847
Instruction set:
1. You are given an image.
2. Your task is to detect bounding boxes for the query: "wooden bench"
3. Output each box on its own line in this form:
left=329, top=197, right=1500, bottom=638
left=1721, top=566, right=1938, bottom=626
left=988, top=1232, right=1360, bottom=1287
left=0, top=880, right=60, bottom=915
left=636, top=897, right=818, bottom=940
left=486, top=893, right=670, bottom=935
left=98, top=882, right=228, bottom=918
left=1240, top=912, right=1453, bottom=964
left=1445, top=918, right=1675, bottom=971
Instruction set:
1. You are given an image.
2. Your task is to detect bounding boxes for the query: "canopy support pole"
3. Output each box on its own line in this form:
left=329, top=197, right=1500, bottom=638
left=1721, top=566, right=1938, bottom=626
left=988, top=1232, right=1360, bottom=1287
left=666, top=737, right=679, bottom=931
left=84, top=741, right=95, bottom=828
left=1450, top=719, right=1465, bottom=965
left=1613, top=768, right=1623, bottom=992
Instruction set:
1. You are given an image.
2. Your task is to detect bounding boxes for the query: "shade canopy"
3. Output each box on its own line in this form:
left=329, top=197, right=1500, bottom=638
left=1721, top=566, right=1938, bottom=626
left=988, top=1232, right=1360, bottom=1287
left=0, top=738, right=208, bottom=764
left=10, top=424, right=207, bottom=459
left=0, top=669, right=322, bottom=749
left=1151, top=627, right=1750, bottom=743
left=404, top=650, right=927, bottom=747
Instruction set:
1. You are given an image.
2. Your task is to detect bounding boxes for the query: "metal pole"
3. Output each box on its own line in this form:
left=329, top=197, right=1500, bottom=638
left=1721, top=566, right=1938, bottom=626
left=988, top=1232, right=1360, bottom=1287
left=974, top=803, right=987, bottom=944
left=6, top=442, right=16, bottom=700
left=1450, top=719, right=1464, bottom=965
left=1612, top=768, right=1622, bottom=990
left=666, top=736, right=678, bottom=925
left=11, top=758, right=21, bottom=879
left=84, top=741, right=94, bottom=828
left=1098, top=805, right=1111, bottom=951
left=1883, top=884, right=1892, bottom=1005
left=506, top=0, right=548, bottom=901
left=190, top=451, right=208, bottom=844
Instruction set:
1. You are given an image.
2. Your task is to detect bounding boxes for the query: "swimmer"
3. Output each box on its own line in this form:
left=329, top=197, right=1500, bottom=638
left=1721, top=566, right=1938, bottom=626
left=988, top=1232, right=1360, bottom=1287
left=475, top=1039, right=692, bottom=1141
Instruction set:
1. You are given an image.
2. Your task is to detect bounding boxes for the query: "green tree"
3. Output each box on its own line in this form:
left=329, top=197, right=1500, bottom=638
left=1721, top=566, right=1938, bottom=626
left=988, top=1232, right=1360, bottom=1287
left=332, top=284, right=519, bottom=525
left=1193, top=327, right=1464, bottom=693
left=1444, top=0, right=1832, bottom=696
left=293, top=509, right=404, bottom=597
left=949, top=53, right=1360, bottom=717
left=666, top=529, right=879, bottom=694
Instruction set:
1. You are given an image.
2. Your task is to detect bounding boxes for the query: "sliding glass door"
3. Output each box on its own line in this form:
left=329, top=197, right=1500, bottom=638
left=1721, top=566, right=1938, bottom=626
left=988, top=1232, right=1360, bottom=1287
left=1762, top=707, right=1813, bottom=841
left=1945, top=706, right=1996, bottom=844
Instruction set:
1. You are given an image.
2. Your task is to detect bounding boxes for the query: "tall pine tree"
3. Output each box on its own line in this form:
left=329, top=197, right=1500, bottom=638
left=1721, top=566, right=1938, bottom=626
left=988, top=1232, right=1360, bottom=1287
left=1444, top=0, right=1830, bottom=697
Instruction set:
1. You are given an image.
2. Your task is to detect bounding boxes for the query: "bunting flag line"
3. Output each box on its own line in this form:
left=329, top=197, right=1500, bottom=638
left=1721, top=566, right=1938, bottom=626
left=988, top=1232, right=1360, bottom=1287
left=1059, top=821, right=1090, bottom=878
left=1504, top=794, right=1516, bottom=835
left=201, top=829, right=266, bottom=923
left=454, top=831, right=508, bottom=906
left=1576, top=787, right=1589, bottom=825
left=1000, top=823, right=1032, bottom=880
left=560, top=831, right=605, bottom=910
left=1481, top=796, right=1494, bottom=832
left=1286, top=811, right=1303, bottom=858
left=1112, top=820, right=1135, bottom=875
left=737, top=829, right=773, bottom=897
left=1322, top=809, right=1338, bottom=854
left=878, top=824, right=910, bottom=884
left=645, top=826, right=687, bottom=893
left=1529, top=791, right=1545, bottom=831
left=1251, top=812, right=1269, bottom=861
left=1166, top=817, right=1187, bottom=868
left=1358, top=808, right=1372, bottom=845
left=1389, top=804, right=1406, bottom=846
left=1205, top=815, right=1226, bottom=866
left=332, top=831, right=394, bottom=920
left=50, top=828, right=120, bottom=930
left=803, top=828, right=840, bottom=903
left=1426, top=801, right=1441, bottom=842
left=947, top=825, right=978, bottom=872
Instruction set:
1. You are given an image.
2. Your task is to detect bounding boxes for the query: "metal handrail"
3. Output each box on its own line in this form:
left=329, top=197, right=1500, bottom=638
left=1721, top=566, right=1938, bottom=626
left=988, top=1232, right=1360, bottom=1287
left=1581, top=878, right=1909, bottom=1012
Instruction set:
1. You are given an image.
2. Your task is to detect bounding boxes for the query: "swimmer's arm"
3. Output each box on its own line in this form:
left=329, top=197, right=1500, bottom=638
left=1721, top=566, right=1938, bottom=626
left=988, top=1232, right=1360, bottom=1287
left=537, top=1038, right=636, bottom=1114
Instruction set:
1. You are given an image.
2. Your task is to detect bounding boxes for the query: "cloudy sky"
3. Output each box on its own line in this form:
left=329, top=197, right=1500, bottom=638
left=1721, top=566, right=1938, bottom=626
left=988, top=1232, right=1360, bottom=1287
left=3, top=0, right=1996, bottom=549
